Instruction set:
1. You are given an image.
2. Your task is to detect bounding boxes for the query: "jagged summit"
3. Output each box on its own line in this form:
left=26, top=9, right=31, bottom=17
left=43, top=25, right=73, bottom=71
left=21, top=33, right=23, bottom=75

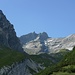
left=38, top=32, right=49, bottom=41
left=20, top=32, right=38, bottom=45
left=20, top=32, right=49, bottom=45
left=0, top=10, right=23, bottom=52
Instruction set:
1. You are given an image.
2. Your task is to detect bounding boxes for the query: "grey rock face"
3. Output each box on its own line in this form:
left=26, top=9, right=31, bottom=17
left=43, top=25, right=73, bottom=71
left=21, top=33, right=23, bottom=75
left=19, top=32, right=48, bottom=45
left=0, top=59, right=42, bottom=75
left=38, top=32, right=49, bottom=41
left=20, top=32, right=49, bottom=54
left=0, top=10, right=23, bottom=52
left=20, top=33, right=75, bottom=54
left=20, top=32, right=38, bottom=45
left=46, top=34, right=75, bottom=53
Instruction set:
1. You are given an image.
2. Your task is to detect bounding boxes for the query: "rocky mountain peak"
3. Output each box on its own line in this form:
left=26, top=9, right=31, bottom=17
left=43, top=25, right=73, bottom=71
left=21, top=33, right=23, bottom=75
left=0, top=10, right=23, bottom=52
left=20, top=32, right=38, bottom=45
left=20, top=32, right=49, bottom=45
left=38, top=32, right=49, bottom=41
left=19, top=32, right=49, bottom=54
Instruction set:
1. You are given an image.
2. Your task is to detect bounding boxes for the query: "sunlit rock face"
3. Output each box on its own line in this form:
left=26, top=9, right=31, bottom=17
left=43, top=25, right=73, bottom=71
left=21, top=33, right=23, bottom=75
left=46, top=34, right=75, bottom=53
left=0, top=10, right=23, bottom=52
left=20, top=32, right=49, bottom=54
left=20, top=32, right=75, bottom=54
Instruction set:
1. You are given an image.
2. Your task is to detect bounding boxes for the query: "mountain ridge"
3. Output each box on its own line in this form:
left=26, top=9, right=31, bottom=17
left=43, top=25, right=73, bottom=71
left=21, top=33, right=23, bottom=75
left=19, top=32, right=75, bottom=54
left=20, top=32, right=49, bottom=45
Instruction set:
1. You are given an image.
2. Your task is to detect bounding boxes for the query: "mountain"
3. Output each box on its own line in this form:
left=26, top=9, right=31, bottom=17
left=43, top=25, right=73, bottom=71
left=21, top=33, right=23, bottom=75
left=0, top=10, right=23, bottom=52
left=19, top=32, right=75, bottom=54
left=20, top=32, right=48, bottom=45
left=0, top=10, right=43, bottom=75
left=20, top=32, right=38, bottom=45
left=35, top=47, right=75, bottom=75
left=19, top=32, right=49, bottom=54
left=0, top=10, right=75, bottom=75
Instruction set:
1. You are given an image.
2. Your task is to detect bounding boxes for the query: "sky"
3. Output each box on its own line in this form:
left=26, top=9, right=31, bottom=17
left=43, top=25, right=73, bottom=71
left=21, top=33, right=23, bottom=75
left=0, top=0, right=75, bottom=37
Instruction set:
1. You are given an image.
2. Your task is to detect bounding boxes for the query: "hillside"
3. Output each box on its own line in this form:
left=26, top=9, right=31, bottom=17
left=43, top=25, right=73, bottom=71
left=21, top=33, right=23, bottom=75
left=0, top=46, right=26, bottom=69
left=35, top=47, right=75, bottom=75
left=0, top=45, right=43, bottom=75
left=30, top=49, right=68, bottom=67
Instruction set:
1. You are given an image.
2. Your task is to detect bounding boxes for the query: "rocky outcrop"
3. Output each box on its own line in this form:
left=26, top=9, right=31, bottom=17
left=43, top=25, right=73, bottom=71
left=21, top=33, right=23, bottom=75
left=0, top=59, right=43, bottom=75
left=20, top=32, right=38, bottom=45
left=0, top=10, right=23, bottom=52
left=19, top=32, right=48, bottom=45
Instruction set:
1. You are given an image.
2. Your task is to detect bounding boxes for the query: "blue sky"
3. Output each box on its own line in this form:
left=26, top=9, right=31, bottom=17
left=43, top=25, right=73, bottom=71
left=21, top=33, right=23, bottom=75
left=0, top=0, right=75, bottom=37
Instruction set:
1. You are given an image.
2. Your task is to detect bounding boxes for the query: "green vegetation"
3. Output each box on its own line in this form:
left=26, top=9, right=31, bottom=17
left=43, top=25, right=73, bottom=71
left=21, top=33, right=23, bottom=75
left=35, top=47, right=75, bottom=75
left=0, top=45, right=26, bottom=68
left=30, top=54, right=54, bottom=67
left=30, top=49, right=68, bottom=67
left=30, top=53, right=63, bottom=67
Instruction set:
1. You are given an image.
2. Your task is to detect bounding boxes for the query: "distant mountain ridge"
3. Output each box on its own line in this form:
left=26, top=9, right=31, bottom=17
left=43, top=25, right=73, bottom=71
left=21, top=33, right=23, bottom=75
left=20, top=32, right=49, bottom=45
left=20, top=32, right=75, bottom=55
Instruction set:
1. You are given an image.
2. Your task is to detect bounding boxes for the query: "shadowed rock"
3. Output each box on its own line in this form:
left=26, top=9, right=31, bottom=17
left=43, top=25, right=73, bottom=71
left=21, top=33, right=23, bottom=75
left=0, top=10, right=23, bottom=52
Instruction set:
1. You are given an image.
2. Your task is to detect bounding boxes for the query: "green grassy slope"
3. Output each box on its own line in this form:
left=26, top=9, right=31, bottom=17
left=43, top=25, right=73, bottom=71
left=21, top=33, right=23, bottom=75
left=35, top=47, right=75, bottom=75
left=0, top=46, right=26, bottom=68
left=30, top=50, right=68, bottom=67
left=30, top=54, right=55, bottom=67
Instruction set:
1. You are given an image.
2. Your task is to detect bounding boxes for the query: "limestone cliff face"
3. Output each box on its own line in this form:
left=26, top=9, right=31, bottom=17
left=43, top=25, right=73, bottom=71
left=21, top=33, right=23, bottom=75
left=20, top=32, right=49, bottom=54
left=0, top=10, right=23, bottom=52
left=20, top=32, right=75, bottom=54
